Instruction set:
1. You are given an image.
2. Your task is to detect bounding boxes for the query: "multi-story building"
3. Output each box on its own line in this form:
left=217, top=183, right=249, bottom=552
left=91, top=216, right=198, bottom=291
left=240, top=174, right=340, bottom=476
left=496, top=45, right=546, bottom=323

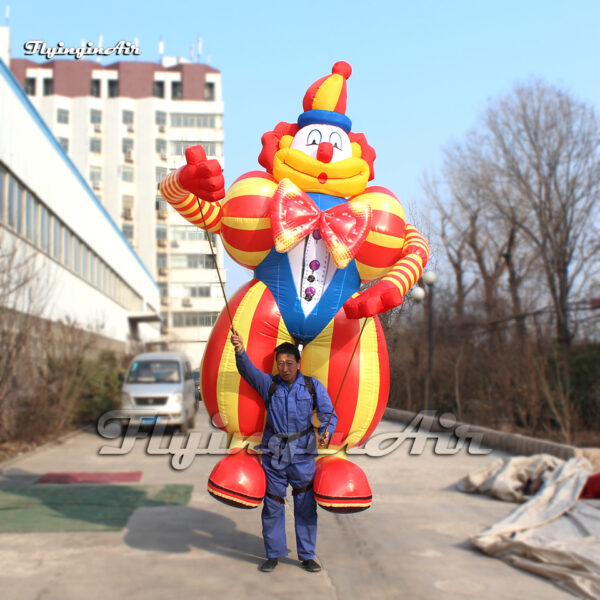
left=10, top=53, right=226, bottom=362
left=0, top=54, right=160, bottom=352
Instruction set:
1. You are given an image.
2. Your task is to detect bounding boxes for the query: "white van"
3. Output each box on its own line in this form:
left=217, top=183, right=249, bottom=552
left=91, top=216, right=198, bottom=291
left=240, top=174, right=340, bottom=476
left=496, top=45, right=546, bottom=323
left=120, top=352, right=198, bottom=433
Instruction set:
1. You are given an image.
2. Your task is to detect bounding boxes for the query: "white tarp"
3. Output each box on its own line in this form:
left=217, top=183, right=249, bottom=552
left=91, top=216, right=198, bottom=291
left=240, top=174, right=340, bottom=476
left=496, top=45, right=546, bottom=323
left=459, top=456, right=600, bottom=599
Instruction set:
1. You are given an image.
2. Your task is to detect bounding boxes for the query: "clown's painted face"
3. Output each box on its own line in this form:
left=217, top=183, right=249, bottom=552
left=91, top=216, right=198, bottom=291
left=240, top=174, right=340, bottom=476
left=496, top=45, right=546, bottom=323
left=272, top=123, right=371, bottom=197
left=290, top=124, right=353, bottom=162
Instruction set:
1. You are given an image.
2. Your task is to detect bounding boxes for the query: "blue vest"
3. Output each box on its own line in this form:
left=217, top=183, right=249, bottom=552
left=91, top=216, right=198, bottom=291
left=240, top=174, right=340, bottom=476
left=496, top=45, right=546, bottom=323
left=255, top=192, right=361, bottom=343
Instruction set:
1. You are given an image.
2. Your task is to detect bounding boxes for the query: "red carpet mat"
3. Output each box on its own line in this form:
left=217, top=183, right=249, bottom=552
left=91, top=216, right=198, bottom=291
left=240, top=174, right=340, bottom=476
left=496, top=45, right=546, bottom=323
left=37, top=471, right=142, bottom=484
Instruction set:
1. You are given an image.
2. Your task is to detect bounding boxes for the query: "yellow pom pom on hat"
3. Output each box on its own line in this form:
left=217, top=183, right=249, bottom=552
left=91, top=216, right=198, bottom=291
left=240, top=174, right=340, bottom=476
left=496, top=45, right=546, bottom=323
left=298, top=61, right=353, bottom=133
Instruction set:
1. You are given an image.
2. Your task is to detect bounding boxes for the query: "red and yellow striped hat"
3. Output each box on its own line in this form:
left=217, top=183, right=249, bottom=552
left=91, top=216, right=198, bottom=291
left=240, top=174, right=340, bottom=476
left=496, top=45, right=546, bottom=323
left=298, top=61, right=353, bottom=133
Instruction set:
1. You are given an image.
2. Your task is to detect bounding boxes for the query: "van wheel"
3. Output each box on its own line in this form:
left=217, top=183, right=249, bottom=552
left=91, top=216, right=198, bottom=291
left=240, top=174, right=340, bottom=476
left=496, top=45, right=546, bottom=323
left=186, top=407, right=196, bottom=431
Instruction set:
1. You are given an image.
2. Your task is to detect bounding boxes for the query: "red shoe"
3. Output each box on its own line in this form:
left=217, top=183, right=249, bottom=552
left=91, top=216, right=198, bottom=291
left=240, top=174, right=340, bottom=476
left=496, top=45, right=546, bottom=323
left=313, top=456, right=372, bottom=513
left=208, top=448, right=266, bottom=508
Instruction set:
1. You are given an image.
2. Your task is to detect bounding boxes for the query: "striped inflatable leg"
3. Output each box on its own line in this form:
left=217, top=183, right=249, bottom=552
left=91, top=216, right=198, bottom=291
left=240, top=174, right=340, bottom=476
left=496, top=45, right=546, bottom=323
left=301, top=311, right=389, bottom=448
left=301, top=309, right=390, bottom=512
left=202, top=280, right=293, bottom=508
left=201, top=279, right=293, bottom=440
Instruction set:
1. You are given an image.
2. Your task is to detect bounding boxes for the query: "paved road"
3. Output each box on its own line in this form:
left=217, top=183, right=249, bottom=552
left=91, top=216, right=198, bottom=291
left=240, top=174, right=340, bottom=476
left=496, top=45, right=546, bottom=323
left=0, top=405, right=573, bottom=600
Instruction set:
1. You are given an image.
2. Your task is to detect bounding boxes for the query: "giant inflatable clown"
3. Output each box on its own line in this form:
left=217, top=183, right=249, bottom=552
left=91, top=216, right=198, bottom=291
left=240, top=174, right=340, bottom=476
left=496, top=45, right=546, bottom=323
left=160, top=62, right=429, bottom=512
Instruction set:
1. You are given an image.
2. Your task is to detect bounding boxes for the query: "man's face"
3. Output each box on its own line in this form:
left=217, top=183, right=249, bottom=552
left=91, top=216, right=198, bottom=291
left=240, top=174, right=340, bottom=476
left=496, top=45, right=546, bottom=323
left=276, top=353, right=300, bottom=383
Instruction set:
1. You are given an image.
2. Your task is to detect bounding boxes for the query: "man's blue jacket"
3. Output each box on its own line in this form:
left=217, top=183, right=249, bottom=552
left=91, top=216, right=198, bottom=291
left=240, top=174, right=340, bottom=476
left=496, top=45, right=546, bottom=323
left=235, top=351, right=337, bottom=459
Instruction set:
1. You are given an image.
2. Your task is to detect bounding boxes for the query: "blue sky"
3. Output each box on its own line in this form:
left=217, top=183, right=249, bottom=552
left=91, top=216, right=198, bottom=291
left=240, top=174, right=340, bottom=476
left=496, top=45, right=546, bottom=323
left=5, top=0, right=600, bottom=294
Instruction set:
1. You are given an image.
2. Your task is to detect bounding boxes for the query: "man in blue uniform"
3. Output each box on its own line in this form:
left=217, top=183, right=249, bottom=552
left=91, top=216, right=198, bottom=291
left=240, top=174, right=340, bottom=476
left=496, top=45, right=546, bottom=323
left=230, top=331, right=337, bottom=573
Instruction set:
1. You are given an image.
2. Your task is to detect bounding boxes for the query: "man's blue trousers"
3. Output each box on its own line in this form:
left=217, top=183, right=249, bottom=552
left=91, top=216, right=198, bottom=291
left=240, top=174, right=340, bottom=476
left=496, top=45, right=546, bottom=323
left=261, top=454, right=317, bottom=560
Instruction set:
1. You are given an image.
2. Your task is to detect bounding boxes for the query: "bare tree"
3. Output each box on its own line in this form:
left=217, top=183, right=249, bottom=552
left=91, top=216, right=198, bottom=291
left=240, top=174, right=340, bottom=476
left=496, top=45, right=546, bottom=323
left=484, top=80, right=600, bottom=348
left=418, top=80, right=600, bottom=443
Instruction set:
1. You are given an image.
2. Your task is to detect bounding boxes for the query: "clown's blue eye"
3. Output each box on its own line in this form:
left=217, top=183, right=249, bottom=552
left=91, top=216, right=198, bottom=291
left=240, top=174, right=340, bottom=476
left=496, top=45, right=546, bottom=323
left=307, top=129, right=322, bottom=146
left=329, top=132, right=343, bottom=150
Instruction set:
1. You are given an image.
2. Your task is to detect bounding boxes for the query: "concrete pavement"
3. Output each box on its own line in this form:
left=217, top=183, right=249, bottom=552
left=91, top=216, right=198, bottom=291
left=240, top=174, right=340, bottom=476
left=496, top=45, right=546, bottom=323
left=0, top=405, right=575, bottom=600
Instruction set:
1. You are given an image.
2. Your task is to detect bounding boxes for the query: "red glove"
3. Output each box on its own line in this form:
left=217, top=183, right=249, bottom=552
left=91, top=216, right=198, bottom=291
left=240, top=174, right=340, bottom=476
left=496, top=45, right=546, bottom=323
left=178, top=145, right=225, bottom=202
left=343, top=280, right=404, bottom=319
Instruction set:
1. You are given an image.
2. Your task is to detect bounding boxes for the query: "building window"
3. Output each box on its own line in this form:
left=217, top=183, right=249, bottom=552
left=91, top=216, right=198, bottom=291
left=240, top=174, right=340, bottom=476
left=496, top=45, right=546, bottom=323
left=171, top=81, right=183, bottom=100
left=205, top=82, right=215, bottom=101
left=155, top=197, right=168, bottom=211
left=90, top=79, right=101, bottom=97
left=57, top=109, right=69, bottom=124
left=170, top=113, right=216, bottom=128
left=90, top=166, right=102, bottom=182
left=90, top=109, right=102, bottom=124
left=43, top=78, right=53, bottom=95
left=122, top=195, right=134, bottom=211
left=172, top=312, right=218, bottom=327
left=157, top=253, right=167, bottom=267
left=170, top=253, right=215, bottom=269
left=169, top=140, right=221, bottom=157
left=39, top=205, right=50, bottom=252
left=155, top=110, right=167, bottom=126
left=25, top=192, right=36, bottom=242
left=122, top=138, right=134, bottom=153
left=122, top=110, right=134, bottom=125
left=153, top=81, right=164, bottom=98
left=58, top=138, right=69, bottom=152
left=122, top=224, right=134, bottom=242
left=155, top=167, right=167, bottom=183
left=108, top=80, right=119, bottom=97
left=0, top=166, right=5, bottom=221
left=159, top=283, right=168, bottom=298
left=6, top=176, right=20, bottom=231
left=82, top=246, right=88, bottom=279
left=155, top=138, right=167, bottom=154
left=156, top=224, right=167, bottom=240
left=63, top=227, right=72, bottom=268
left=171, top=284, right=210, bottom=298
left=122, top=166, right=134, bottom=182
left=90, top=138, right=101, bottom=153
left=25, top=78, right=36, bottom=95
left=73, top=237, right=81, bottom=274
left=52, top=217, right=62, bottom=261
left=171, top=225, right=214, bottom=242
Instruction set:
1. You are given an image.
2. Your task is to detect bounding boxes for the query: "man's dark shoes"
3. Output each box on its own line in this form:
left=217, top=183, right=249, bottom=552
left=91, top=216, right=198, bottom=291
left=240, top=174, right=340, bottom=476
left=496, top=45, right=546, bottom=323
left=260, top=558, right=278, bottom=572
left=301, top=559, right=321, bottom=572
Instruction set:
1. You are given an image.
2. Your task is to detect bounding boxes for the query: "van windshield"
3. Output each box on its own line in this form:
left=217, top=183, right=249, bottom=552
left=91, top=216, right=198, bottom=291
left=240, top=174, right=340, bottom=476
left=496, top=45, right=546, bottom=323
left=127, top=360, right=181, bottom=383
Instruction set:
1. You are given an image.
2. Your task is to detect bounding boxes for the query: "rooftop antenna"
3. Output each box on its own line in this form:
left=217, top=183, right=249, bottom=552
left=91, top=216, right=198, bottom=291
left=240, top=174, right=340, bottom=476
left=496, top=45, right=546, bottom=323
left=158, top=37, right=164, bottom=57
left=5, top=5, right=9, bottom=25
left=197, top=36, right=202, bottom=62
left=97, top=34, right=103, bottom=62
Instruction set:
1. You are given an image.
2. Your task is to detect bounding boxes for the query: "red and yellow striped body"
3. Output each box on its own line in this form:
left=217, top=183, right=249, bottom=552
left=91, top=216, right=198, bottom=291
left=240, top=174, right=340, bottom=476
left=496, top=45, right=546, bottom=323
left=201, top=279, right=389, bottom=450
left=161, top=169, right=428, bottom=452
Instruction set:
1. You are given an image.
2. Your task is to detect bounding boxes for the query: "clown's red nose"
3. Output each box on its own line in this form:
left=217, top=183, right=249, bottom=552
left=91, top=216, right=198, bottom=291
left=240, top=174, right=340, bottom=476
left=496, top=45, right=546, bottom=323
left=317, top=142, right=334, bottom=163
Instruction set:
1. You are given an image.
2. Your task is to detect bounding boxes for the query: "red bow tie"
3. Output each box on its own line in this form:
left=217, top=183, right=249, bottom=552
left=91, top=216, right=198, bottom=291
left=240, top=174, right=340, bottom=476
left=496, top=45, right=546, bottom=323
left=271, top=179, right=372, bottom=269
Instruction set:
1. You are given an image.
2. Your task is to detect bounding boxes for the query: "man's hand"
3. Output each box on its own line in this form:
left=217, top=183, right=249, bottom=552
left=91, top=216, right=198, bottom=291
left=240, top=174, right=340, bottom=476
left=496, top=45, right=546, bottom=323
left=178, top=145, right=225, bottom=202
left=230, top=330, right=244, bottom=355
left=318, top=431, right=330, bottom=448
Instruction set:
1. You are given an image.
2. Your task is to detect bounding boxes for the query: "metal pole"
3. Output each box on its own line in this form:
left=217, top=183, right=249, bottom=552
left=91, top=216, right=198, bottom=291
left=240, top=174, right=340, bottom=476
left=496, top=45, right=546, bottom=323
left=196, top=196, right=235, bottom=334
left=426, top=283, right=434, bottom=411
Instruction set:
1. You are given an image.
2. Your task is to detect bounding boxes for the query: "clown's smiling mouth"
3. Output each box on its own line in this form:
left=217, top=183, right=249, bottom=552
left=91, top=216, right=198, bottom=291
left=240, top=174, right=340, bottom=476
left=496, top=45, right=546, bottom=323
left=281, top=158, right=362, bottom=183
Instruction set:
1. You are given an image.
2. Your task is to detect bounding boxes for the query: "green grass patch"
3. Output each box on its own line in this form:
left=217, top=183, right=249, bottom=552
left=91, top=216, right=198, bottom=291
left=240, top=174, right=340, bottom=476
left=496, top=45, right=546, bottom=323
left=0, top=484, right=193, bottom=533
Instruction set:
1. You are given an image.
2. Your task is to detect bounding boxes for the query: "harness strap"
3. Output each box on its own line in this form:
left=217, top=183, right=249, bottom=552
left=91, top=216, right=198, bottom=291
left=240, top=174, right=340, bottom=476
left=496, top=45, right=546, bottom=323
left=265, top=422, right=314, bottom=442
left=265, top=492, right=285, bottom=504
left=292, top=483, right=313, bottom=496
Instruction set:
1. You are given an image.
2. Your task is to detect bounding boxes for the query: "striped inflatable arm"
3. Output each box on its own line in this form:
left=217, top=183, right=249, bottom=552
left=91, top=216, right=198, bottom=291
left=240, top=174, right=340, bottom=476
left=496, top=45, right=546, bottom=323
left=160, top=170, right=223, bottom=233
left=343, top=224, right=430, bottom=319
